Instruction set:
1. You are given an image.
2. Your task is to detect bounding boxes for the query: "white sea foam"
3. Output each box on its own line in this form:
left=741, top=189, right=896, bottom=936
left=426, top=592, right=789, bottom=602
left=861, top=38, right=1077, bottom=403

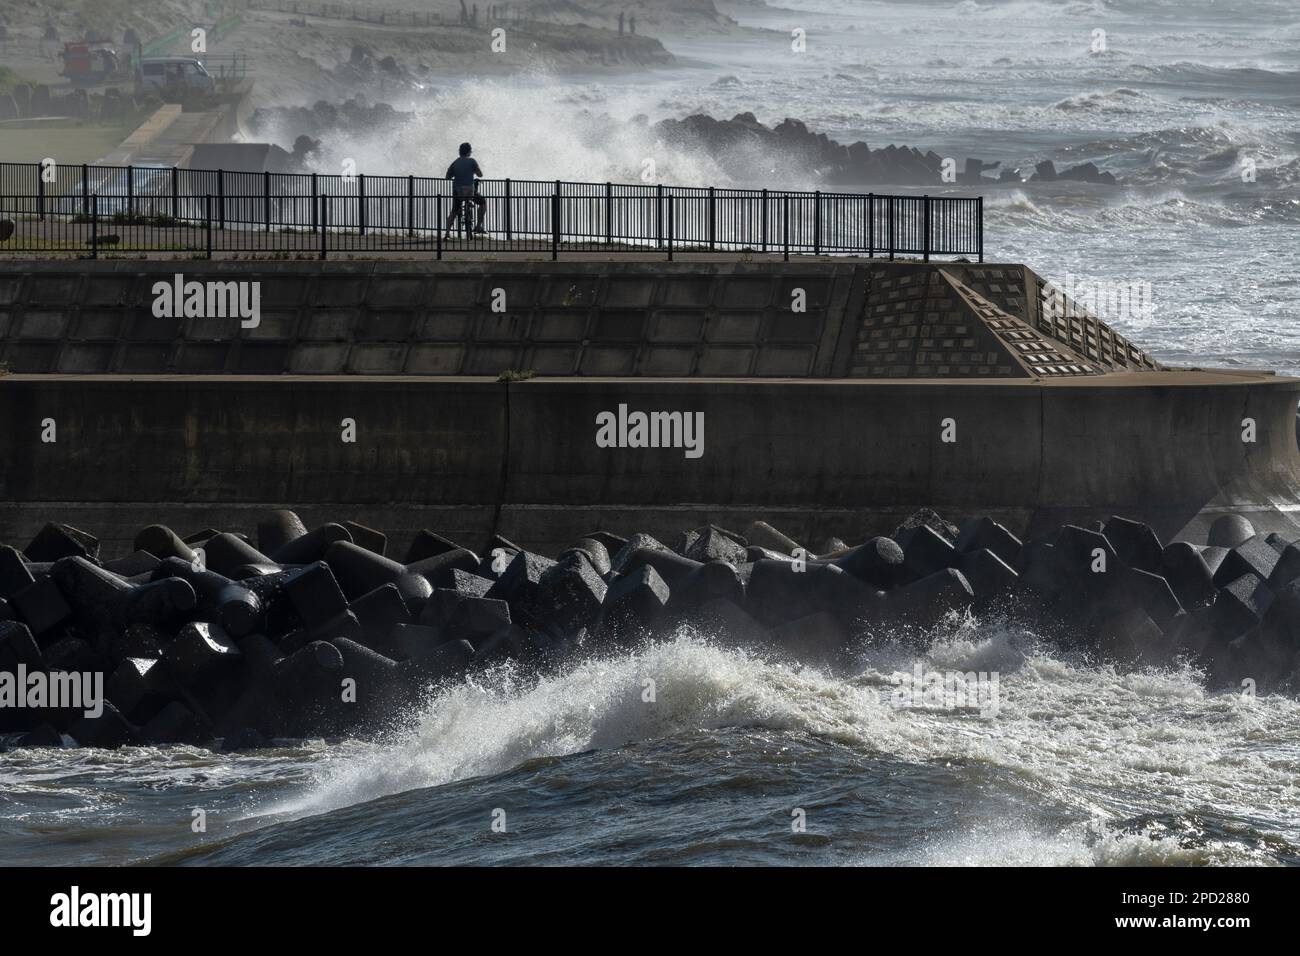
left=870, top=816, right=1278, bottom=866
left=278, top=626, right=1300, bottom=865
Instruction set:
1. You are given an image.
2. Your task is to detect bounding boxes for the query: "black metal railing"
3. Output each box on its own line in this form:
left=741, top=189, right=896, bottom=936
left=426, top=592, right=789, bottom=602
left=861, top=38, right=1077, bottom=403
left=0, top=161, right=984, bottom=261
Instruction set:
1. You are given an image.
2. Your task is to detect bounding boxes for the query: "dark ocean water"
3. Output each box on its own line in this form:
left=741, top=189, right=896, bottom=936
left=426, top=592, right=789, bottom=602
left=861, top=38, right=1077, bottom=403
left=4, top=627, right=1299, bottom=866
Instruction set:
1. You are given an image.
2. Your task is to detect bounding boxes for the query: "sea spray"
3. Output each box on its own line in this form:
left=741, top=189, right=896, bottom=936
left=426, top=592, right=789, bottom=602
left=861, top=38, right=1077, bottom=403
left=250, top=621, right=1300, bottom=863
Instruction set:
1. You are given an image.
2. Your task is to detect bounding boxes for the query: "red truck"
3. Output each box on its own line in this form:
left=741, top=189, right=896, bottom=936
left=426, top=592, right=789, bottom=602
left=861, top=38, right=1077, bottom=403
left=60, top=39, right=122, bottom=84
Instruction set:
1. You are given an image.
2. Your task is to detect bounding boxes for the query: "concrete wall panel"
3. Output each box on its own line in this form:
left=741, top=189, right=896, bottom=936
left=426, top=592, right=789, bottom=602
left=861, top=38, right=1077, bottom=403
left=0, top=373, right=1293, bottom=556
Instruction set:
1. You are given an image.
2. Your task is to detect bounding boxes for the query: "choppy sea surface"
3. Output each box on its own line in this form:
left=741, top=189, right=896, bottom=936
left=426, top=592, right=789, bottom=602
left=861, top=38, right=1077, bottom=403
left=4, top=625, right=1299, bottom=867
left=3, top=0, right=1299, bottom=866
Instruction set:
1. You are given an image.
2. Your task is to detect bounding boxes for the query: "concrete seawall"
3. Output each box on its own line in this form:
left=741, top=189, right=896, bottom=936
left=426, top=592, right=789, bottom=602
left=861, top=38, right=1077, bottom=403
left=0, top=258, right=1157, bottom=378
left=1, top=371, right=1296, bottom=555
left=0, top=256, right=1294, bottom=557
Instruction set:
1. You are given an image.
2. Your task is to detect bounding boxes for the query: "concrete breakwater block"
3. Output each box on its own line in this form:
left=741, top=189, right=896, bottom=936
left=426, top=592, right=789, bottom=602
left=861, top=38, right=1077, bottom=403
left=2, top=508, right=1300, bottom=750
left=258, top=510, right=309, bottom=556
left=152, top=558, right=263, bottom=638
left=134, top=525, right=195, bottom=564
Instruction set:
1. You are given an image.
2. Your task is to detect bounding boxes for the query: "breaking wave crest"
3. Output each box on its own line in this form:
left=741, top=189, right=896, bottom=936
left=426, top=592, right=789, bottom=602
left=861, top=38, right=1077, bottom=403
left=256, top=623, right=1300, bottom=866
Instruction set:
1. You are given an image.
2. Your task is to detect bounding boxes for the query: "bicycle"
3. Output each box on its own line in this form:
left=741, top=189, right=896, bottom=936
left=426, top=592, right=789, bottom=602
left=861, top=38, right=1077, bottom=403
left=449, top=185, right=484, bottom=240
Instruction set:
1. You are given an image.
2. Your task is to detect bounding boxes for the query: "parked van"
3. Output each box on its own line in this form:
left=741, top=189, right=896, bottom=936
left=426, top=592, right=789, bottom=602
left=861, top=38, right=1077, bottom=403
left=136, top=57, right=216, bottom=96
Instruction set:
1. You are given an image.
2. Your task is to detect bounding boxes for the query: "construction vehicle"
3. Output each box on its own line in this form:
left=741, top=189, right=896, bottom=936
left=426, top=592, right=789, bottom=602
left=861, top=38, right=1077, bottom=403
left=61, top=39, right=123, bottom=84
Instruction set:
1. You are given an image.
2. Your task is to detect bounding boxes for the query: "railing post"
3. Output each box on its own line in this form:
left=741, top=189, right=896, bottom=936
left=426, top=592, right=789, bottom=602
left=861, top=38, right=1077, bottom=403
left=127, top=164, right=135, bottom=220
left=504, top=178, right=512, bottom=242
left=868, top=193, right=875, bottom=258
left=977, top=196, right=984, bottom=262
left=888, top=195, right=895, bottom=261
left=761, top=188, right=768, bottom=254
left=320, top=194, right=327, bottom=260
left=551, top=188, right=560, bottom=261
left=218, top=169, right=226, bottom=230
left=605, top=181, right=612, bottom=246
left=708, top=185, right=715, bottom=251
left=407, top=174, right=415, bottom=237
left=655, top=183, right=663, bottom=249
left=436, top=193, right=442, bottom=260
left=358, top=173, right=366, bottom=236
left=90, top=193, right=98, bottom=260
left=311, top=172, right=319, bottom=232
left=813, top=189, right=821, bottom=256
left=172, top=166, right=179, bottom=220
left=667, top=194, right=674, bottom=262
left=82, top=163, right=89, bottom=217
left=782, top=193, right=789, bottom=262
left=923, top=194, right=931, bottom=262
left=264, top=170, right=271, bottom=231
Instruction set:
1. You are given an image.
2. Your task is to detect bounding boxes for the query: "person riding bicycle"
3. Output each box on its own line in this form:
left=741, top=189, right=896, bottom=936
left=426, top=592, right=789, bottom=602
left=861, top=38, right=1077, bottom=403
left=445, top=142, right=486, bottom=236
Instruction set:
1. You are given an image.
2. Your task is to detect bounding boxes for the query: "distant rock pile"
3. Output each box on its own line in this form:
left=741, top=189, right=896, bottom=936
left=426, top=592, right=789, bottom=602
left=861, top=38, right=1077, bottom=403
left=335, top=42, right=422, bottom=88
left=2, top=508, right=1297, bottom=751
left=249, top=96, right=414, bottom=159
left=651, top=112, right=1118, bottom=187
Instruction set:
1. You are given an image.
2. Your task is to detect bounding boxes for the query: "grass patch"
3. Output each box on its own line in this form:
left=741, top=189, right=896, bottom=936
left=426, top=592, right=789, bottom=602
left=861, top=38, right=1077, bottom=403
left=0, top=126, right=134, bottom=166
left=68, top=211, right=185, bottom=227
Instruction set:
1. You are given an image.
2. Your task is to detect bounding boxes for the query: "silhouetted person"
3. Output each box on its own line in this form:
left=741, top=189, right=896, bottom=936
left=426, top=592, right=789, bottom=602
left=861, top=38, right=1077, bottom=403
left=445, top=142, right=487, bottom=236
